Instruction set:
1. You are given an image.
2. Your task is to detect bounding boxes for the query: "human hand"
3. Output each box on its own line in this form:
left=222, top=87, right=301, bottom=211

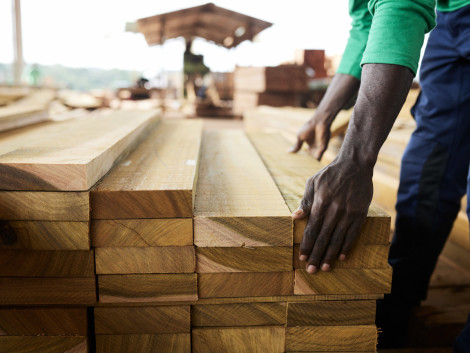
left=292, top=160, right=373, bottom=273
left=289, top=114, right=331, bottom=160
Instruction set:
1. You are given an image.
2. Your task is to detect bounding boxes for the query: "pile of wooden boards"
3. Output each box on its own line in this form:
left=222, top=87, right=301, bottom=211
left=0, top=108, right=392, bottom=352
left=233, top=65, right=309, bottom=116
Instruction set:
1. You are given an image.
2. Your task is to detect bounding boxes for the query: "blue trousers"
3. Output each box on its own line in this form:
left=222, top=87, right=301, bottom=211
left=377, top=5, right=470, bottom=350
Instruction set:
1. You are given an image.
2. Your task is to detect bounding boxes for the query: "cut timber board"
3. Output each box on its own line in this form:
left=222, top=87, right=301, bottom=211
left=286, top=325, right=377, bottom=352
left=194, top=130, right=292, bottom=247
left=0, top=277, right=96, bottom=305
left=0, top=307, right=87, bottom=335
left=98, top=274, right=198, bottom=303
left=294, top=268, right=392, bottom=295
left=0, top=109, right=160, bottom=191
left=197, top=247, right=292, bottom=272
left=0, top=250, right=94, bottom=277
left=0, top=105, right=48, bottom=133
left=192, top=326, right=285, bottom=353
left=92, top=218, right=192, bottom=247
left=91, top=120, right=203, bottom=219
left=0, top=220, right=89, bottom=250
left=94, top=306, right=190, bottom=334
left=95, top=246, right=195, bottom=274
left=191, top=302, right=286, bottom=327
left=0, top=336, right=87, bottom=353
left=198, top=272, right=293, bottom=298
left=95, top=334, right=190, bottom=353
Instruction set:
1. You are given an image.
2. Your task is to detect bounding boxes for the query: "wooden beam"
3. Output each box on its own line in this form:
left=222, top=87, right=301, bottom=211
left=91, top=120, right=203, bottom=219
left=96, top=334, right=190, bottom=353
left=0, top=336, right=87, bottom=353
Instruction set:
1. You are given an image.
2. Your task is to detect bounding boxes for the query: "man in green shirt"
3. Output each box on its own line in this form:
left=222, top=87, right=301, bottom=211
left=290, top=0, right=470, bottom=349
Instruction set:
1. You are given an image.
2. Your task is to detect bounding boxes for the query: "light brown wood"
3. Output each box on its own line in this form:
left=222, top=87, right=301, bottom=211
left=94, top=306, right=190, bottom=334
left=95, top=246, right=195, bottom=274
left=192, top=302, right=286, bottom=327
left=294, top=268, right=392, bottom=295
left=194, top=130, right=292, bottom=247
left=92, top=218, right=192, bottom=247
left=98, top=274, right=198, bottom=303
left=0, top=109, right=160, bottom=191
left=0, top=277, right=96, bottom=305
left=96, top=333, right=190, bottom=353
left=0, top=220, right=89, bottom=250
left=0, top=336, right=87, bottom=353
left=286, top=325, right=377, bottom=352
left=0, top=191, right=89, bottom=221
left=0, top=250, right=94, bottom=277
left=192, top=326, right=285, bottom=353
left=287, top=300, right=376, bottom=326
left=196, top=247, right=292, bottom=273
left=0, top=307, right=87, bottom=335
left=198, top=272, right=293, bottom=298
left=293, top=243, right=389, bottom=269
left=91, top=120, right=203, bottom=219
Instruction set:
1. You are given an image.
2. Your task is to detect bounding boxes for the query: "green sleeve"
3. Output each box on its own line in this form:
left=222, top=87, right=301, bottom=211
left=361, top=0, right=436, bottom=75
left=337, top=0, right=373, bottom=79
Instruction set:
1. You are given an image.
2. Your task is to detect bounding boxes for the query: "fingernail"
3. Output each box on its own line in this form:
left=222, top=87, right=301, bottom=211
left=339, top=254, right=346, bottom=261
left=292, top=209, right=303, bottom=217
left=321, top=263, right=330, bottom=272
left=299, top=255, right=307, bottom=262
left=307, top=265, right=316, bottom=274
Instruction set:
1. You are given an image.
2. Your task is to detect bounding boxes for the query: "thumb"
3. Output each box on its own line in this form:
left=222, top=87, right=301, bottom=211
left=292, top=206, right=309, bottom=220
left=288, top=138, right=303, bottom=153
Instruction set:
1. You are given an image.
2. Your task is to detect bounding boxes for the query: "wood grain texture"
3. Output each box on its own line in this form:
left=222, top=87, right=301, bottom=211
left=96, top=334, right=190, bottom=353
left=192, top=302, right=286, bottom=327
left=0, top=277, right=96, bottom=305
left=197, top=247, right=292, bottom=273
left=198, top=272, right=293, bottom=298
left=287, top=300, right=376, bottom=326
left=92, top=219, right=192, bottom=247
left=0, top=109, right=160, bottom=191
left=194, top=130, right=292, bottom=247
left=192, top=326, right=285, bottom=353
left=0, top=220, right=89, bottom=250
left=98, top=274, right=198, bottom=303
left=91, top=120, right=203, bottom=219
left=94, top=306, right=190, bottom=334
left=0, top=250, right=94, bottom=277
left=0, top=336, right=87, bottom=353
left=0, top=307, right=87, bottom=335
left=286, top=325, right=377, bottom=352
left=95, top=246, right=195, bottom=274
left=0, top=191, right=89, bottom=221
left=294, top=268, right=392, bottom=295
left=293, top=244, right=389, bottom=269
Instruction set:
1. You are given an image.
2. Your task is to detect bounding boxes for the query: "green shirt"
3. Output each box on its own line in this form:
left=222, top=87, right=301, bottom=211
left=337, top=0, right=470, bottom=79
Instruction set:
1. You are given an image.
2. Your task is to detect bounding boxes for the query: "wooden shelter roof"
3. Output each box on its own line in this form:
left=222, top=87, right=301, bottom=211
left=137, top=3, right=273, bottom=49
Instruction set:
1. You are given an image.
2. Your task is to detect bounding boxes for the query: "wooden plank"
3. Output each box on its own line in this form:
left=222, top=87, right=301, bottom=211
left=192, top=326, right=285, bottom=353
left=98, top=274, right=198, bottom=303
left=198, top=272, right=293, bottom=298
left=0, top=220, right=89, bottom=250
left=0, top=336, right=87, bottom=353
left=192, top=302, right=286, bottom=327
left=95, top=246, right=195, bottom=274
left=92, top=218, right=192, bottom=247
left=293, top=243, right=389, bottom=269
left=0, top=277, right=96, bottom=305
left=0, top=307, right=87, bottom=335
left=196, top=247, right=292, bottom=273
left=91, top=120, right=203, bottom=219
left=286, top=325, right=377, bottom=352
left=287, top=300, right=376, bottom=326
left=194, top=130, right=292, bottom=247
left=0, top=109, right=160, bottom=191
left=0, top=191, right=89, bottom=221
left=94, top=306, right=190, bottom=334
left=0, top=250, right=94, bottom=277
left=0, top=107, right=48, bottom=133
left=96, top=333, right=190, bottom=353
left=294, top=268, right=392, bottom=295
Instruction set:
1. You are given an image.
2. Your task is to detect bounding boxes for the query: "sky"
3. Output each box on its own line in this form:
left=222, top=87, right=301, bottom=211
left=0, top=0, right=350, bottom=77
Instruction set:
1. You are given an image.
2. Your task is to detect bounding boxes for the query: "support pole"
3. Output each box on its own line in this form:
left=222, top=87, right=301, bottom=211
left=12, top=0, right=23, bottom=85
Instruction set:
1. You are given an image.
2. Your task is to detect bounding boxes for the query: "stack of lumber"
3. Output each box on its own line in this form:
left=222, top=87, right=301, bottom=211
left=0, top=109, right=160, bottom=353
left=233, top=65, right=308, bottom=116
